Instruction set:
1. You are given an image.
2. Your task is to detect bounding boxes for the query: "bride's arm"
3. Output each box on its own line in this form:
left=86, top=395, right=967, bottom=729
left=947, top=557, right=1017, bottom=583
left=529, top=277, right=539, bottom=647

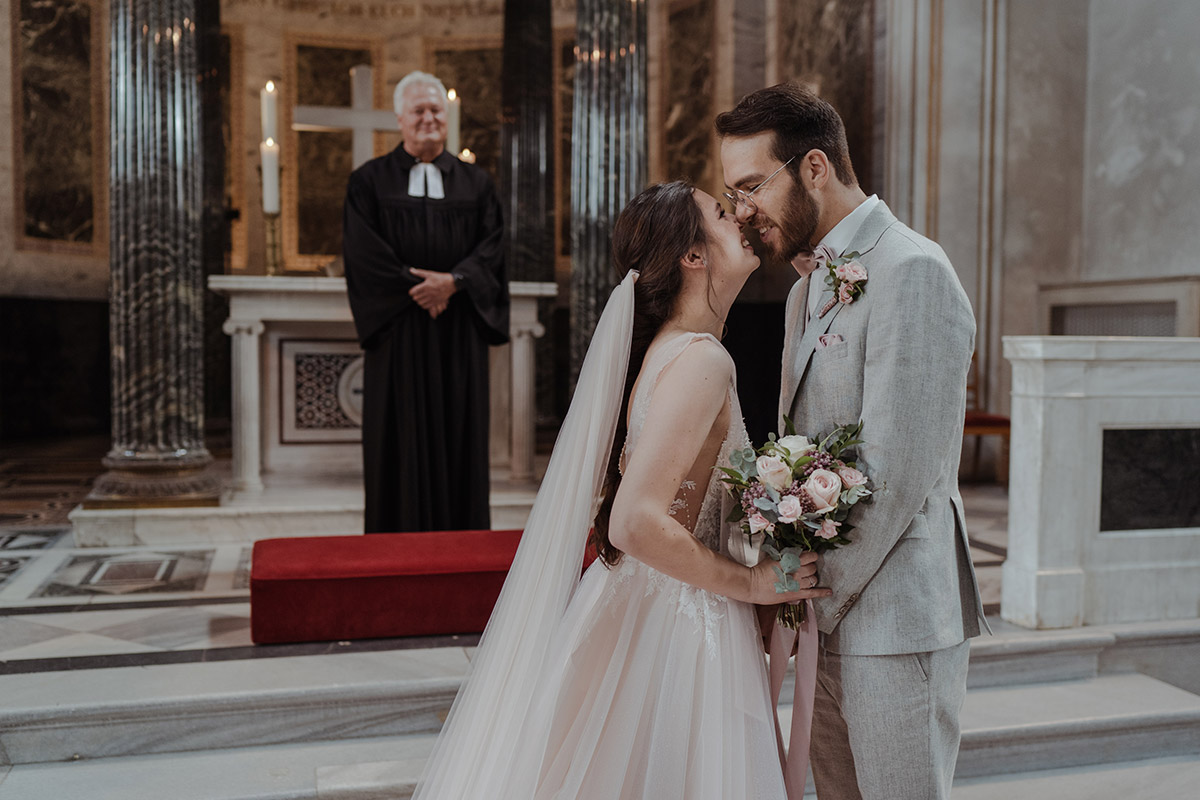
left=609, top=339, right=831, bottom=606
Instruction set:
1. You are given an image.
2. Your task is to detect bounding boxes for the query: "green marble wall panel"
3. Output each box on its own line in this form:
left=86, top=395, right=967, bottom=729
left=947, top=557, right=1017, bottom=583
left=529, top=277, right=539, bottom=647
left=433, top=46, right=503, bottom=179
left=666, top=0, right=713, bottom=185
left=18, top=0, right=94, bottom=243
left=295, top=45, right=370, bottom=257
left=778, top=0, right=875, bottom=194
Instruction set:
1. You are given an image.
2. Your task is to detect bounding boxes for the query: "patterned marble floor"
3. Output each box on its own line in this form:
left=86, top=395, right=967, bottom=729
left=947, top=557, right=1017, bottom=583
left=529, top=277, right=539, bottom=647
left=0, top=437, right=1007, bottom=673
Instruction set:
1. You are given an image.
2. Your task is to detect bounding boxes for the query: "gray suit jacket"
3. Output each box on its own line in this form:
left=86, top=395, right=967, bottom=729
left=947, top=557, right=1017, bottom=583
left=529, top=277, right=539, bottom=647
left=780, top=201, right=988, bottom=655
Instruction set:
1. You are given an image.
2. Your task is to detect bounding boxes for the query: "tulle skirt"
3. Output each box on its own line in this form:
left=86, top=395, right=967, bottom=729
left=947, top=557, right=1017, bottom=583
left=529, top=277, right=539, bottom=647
left=509, top=557, right=787, bottom=800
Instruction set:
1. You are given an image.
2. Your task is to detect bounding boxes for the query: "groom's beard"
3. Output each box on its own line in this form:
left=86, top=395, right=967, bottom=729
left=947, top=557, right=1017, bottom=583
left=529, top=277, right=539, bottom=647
left=756, top=184, right=820, bottom=264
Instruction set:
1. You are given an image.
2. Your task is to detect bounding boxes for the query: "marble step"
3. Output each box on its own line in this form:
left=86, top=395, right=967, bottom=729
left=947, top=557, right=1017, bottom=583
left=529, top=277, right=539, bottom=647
left=0, top=734, right=435, bottom=800
left=771, top=672, right=1200, bottom=779
left=952, top=754, right=1200, bottom=800
left=965, top=626, right=1112, bottom=688
left=955, top=673, right=1200, bottom=778
left=0, top=649, right=468, bottom=766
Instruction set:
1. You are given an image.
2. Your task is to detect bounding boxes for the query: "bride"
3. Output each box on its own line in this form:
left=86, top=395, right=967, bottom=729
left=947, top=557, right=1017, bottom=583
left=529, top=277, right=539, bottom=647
left=413, top=181, right=831, bottom=799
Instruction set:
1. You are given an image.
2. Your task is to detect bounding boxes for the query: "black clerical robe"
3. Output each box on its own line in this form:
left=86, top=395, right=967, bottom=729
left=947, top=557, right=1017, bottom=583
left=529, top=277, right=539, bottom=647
left=343, top=147, right=508, bottom=533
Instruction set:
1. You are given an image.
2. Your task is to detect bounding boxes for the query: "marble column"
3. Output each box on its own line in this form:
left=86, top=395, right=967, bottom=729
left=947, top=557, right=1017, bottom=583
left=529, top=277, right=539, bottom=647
left=499, top=0, right=557, bottom=445
left=509, top=307, right=546, bottom=482
left=569, top=0, right=648, bottom=379
left=499, top=0, right=554, bottom=284
left=87, top=0, right=218, bottom=507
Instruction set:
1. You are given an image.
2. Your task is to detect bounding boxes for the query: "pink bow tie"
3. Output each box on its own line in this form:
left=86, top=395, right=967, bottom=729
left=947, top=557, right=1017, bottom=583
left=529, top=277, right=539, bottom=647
left=814, top=243, right=838, bottom=266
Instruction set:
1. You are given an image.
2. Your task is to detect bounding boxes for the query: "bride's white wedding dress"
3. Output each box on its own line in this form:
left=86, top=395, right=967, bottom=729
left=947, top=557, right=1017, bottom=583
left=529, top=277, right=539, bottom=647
left=413, top=273, right=787, bottom=799
left=516, top=332, right=786, bottom=799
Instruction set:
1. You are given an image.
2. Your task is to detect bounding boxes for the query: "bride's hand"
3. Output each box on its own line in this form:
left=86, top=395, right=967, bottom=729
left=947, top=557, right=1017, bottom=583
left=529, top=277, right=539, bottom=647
left=748, top=550, right=832, bottom=605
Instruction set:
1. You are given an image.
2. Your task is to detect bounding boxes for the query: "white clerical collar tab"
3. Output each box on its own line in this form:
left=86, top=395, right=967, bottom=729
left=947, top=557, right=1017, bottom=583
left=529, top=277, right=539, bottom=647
left=407, top=161, right=445, bottom=199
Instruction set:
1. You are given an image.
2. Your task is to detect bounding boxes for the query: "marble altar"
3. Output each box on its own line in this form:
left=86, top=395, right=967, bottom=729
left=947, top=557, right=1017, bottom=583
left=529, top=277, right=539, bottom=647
left=1001, top=336, right=1200, bottom=629
left=69, top=275, right=554, bottom=546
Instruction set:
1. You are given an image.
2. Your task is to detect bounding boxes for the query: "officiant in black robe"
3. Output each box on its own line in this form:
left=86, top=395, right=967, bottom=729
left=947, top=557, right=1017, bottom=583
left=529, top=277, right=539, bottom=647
left=343, top=72, right=508, bottom=533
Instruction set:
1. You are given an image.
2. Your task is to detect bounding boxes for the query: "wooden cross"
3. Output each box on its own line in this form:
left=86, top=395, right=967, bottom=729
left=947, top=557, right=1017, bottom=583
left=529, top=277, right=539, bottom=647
left=292, top=64, right=398, bottom=169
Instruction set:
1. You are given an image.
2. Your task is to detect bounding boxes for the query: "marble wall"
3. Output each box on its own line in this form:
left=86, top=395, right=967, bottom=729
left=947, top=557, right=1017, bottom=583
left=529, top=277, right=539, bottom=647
left=0, top=0, right=108, bottom=300
left=995, top=1, right=1090, bottom=413
left=432, top=45, right=503, bottom=179
left=295, top=44, right=371, bottom=258
left=664, top=0, right=713, bottom=187
left=777, top=0, right=875, bottom=195
left=17, top=0, right=94, bottom=244
left=1083, top=0, right=1200, bottom=281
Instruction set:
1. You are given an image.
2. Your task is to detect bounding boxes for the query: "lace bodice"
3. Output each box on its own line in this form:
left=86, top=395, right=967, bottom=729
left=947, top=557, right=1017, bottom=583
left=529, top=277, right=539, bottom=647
left=622, top=333, right=751, bottom=553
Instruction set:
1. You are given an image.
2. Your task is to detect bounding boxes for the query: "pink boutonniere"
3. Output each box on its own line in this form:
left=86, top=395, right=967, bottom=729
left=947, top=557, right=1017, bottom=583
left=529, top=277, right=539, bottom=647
left=816, top=250, right=867, bottom=319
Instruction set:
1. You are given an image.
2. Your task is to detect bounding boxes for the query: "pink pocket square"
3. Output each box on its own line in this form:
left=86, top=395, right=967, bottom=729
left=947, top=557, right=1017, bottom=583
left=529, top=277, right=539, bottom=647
left=818, top=333, right=844, bottom=348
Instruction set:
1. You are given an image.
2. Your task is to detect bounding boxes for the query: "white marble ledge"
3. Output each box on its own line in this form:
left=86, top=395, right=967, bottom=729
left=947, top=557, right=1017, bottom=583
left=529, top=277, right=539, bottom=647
left=1004, top=335, right=1200, bottom=362
left=209, top=274, right=348, bottom=294
left=210, top=274, right=558, bottom=299
left=316, top=757, right=427, bottom=800
left=0, top=648, right=472, bottom=711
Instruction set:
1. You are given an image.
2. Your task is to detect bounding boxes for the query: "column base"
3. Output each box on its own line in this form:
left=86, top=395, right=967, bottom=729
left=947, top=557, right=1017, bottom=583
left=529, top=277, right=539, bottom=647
left=83, top=456, right=221, bottom=509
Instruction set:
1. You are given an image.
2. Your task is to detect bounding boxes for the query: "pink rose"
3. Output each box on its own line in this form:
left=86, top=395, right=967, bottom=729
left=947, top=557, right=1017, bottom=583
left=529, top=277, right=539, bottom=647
left=835, top=260, right=868, bottom=283
left=816, top=519, right=841, bottom=540
left=777, top=495, right=803, bottom=524
left=749, top=513, right=774, bottom=535
left=756, top=455, right=792, bottom=492
left=837, top=466, right=867, bottom=487
left=837, top=282, right=855, bottom=304
left=802, top=469, right=842, bottom=514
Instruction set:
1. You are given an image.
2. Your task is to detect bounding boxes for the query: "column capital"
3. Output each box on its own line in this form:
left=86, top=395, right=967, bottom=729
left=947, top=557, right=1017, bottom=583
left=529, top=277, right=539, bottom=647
left=511, top=321, right=546, bottom=340
left=223, top=318, right=266, bottom=337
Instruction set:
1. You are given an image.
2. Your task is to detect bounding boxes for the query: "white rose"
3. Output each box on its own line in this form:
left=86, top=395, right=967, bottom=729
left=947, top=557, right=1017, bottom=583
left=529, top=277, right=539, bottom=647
left=776, top=435, right=816, bottom=460
left=756, top=455, right=793, bottom=492
left=802, top=469, right=843, bottom=514
left=777, top=494, right=803, bottom=524
left=749, top=513, right=774, bottom=535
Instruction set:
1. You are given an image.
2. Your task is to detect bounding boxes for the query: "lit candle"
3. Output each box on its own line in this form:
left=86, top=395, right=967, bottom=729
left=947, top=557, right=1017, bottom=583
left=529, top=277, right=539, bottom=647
left=260, top=80, right=278, bottom=143
left=260, top=137, right=280, bottom=214
left=446, top=88, right=461, bottom=155
left=458, top=148, right=476, bottom=164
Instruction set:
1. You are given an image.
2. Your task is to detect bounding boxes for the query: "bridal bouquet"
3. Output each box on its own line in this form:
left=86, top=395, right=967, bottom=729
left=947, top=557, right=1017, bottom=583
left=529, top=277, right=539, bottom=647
left=720, top=419, right=873, bottom=628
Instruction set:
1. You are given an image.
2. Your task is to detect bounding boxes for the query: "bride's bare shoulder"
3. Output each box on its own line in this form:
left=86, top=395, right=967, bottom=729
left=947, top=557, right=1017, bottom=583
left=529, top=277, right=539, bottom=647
left=654, top=334, right=734, bottom=390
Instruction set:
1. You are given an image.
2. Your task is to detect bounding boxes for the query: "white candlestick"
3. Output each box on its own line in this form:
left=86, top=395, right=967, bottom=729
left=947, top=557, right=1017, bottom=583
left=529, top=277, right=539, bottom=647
left=446, top=88, right=461, bottom=156
left=260, top=138, right=280, bottom=214
left=260, top=80, right=278, bottom=143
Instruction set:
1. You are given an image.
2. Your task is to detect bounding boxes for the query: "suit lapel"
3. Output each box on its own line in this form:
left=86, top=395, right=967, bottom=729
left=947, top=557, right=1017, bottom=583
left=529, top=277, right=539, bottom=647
left=843, top=200, right=899, bottom=260
left=784, top=286, right=845, bottom=416
left=781, top=201, right=900, bottom=419
left=779, top=275, right=807, bottom=422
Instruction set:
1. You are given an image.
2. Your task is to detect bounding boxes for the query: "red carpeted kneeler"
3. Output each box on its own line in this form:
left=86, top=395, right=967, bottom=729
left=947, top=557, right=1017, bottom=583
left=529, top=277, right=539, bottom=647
left=250, top=530, right=523, bottom=644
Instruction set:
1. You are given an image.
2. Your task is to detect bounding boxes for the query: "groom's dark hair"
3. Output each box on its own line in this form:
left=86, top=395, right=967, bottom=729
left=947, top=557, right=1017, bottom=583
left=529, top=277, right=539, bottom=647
left=715, top=82, right=858, bottom=187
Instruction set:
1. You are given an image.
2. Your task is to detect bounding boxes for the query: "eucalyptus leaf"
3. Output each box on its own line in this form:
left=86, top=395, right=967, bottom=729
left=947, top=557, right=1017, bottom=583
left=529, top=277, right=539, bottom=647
left=778, top=551, right=803, bottom=573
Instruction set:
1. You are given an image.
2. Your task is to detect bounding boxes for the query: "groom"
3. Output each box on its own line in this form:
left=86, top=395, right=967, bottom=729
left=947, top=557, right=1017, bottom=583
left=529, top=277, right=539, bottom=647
left=717, top=84, right=988, bottom=799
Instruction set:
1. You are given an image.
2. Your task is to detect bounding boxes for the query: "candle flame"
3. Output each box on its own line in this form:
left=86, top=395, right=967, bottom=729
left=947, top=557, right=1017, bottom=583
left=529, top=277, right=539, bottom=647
left=459, top=148, right=476, bottom=164
left=265, top=80, right=276, bottom=92
left=447, top=88, right=457, bottom=101
left=265, top=137, right=276, bottom=147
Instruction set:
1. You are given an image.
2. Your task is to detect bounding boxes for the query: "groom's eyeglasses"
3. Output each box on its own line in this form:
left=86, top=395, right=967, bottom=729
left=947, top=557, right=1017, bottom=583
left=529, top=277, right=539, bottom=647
left=722, top=154, right=799, bottom=216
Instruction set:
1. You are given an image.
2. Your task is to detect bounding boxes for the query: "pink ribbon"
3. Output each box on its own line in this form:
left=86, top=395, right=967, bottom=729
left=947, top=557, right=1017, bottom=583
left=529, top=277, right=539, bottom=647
left=768, top=601, right=820, bottom=799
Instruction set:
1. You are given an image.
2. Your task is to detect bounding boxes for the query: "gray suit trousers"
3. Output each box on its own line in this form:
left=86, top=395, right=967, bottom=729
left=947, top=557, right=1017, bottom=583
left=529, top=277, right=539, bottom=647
left=810, top=639, right=971, bottom=800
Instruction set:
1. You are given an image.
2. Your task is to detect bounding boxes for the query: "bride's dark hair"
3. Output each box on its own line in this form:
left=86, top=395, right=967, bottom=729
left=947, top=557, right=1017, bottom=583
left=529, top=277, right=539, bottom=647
left=590, top=181, right=708, bottom=567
